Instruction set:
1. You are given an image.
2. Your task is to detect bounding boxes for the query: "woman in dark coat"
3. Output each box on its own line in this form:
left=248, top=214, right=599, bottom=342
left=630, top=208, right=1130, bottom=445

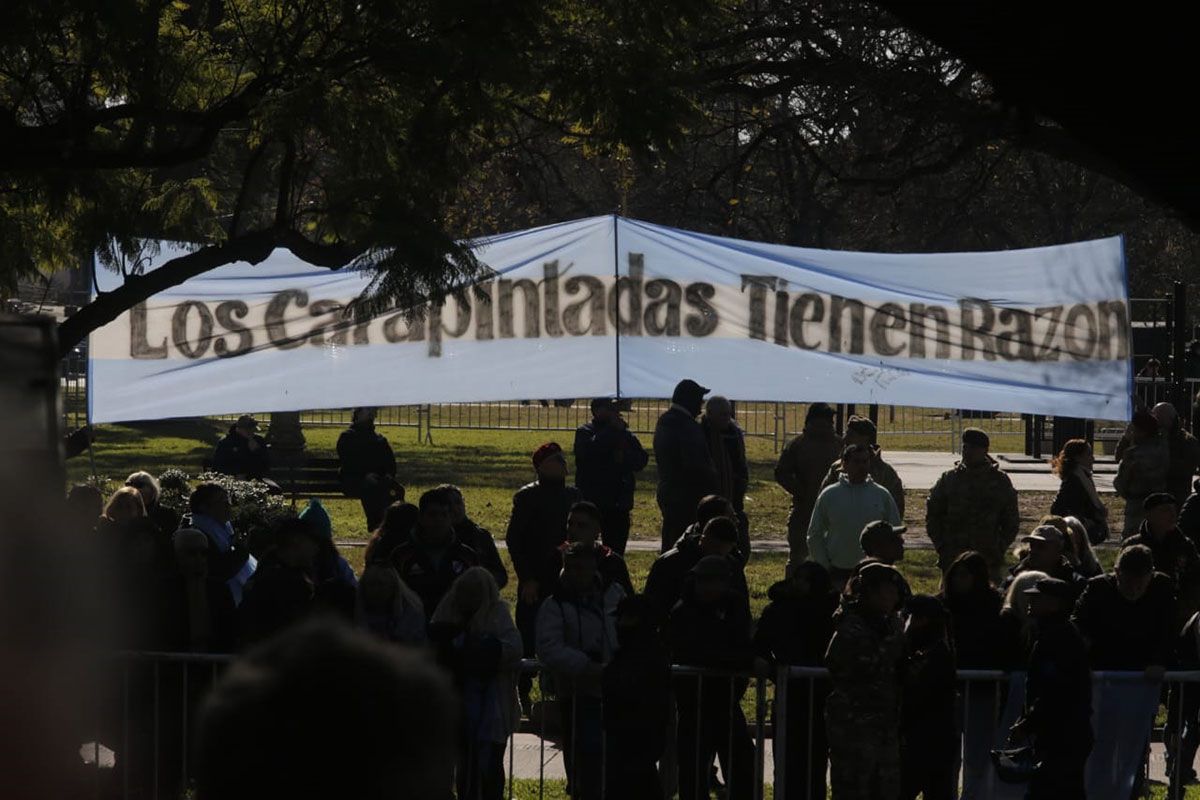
left=1050, top=439, right=1109, bottom=543
left=753, top=561, right=839, bottom=800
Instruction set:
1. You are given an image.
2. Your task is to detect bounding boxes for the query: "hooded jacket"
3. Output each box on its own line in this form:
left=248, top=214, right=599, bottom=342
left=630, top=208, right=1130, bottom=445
left=807, top=475, right=902, bottom=570
left=535, top=580, right=624, bottom=697
left=819, top=444, right=905, bottom=518
left=754, top=566, right=839, bottom=667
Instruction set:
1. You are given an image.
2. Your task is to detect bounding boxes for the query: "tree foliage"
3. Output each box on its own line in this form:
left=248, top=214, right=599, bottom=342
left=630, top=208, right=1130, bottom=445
left=0, top=0, right=719, bottom=352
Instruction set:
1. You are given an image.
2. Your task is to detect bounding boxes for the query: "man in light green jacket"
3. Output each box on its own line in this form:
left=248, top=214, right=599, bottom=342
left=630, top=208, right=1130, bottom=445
left=807, top=443, right=902, bottom=587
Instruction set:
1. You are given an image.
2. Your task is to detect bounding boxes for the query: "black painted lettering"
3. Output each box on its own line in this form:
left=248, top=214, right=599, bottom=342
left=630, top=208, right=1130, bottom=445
left=774, top=289, right=789, bottom=346
left=264, top=290, right=309, bottom=350
left=609, top=255, right=645, bottom=336
left=995, top=308, right=1035, bottom=361
left=869, top=303, right=907, bottom=356
left=171, top=300, right=214, bottom=359
left=212, top=301, right=251, bottom=358
left=685, top=283, right=718, bottom=336
left=741, top=275, right=775, bottom=341
left=1097, top=300, right=1131, bottom=359
left=543, top=261, right=564, bottom=337
left=909, top=304, right=951, bottom=359
left=958, top=299, right=997, bottom=360
left=130, top=301, right=167, bottom=359
left=1064, top=303, right=1098, bottom=361
left=473, top=283, right=494, bottom=341
left=1035, top=306, right=1063, bottom=362
left=644, top=279, right=682, bottom=336
left=563, top=276, right=607, bottom=336
left=307, top=299, right=343, bottom=347
left=497, top=278, right=540, bottom=339
left=829, top=296, right=865, bottom=354
left=789, top=293, right=825, bottom=350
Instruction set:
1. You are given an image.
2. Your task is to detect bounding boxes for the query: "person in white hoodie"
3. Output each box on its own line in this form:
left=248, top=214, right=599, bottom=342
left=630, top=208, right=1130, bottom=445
left=430, top=567, right=522, bottom=800
left=536, top=543, right=624, bottom=800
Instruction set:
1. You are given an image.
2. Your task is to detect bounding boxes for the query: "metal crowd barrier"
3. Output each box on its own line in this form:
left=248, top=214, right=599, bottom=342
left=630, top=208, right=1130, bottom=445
left=85, top=652, right=1200, bottom=800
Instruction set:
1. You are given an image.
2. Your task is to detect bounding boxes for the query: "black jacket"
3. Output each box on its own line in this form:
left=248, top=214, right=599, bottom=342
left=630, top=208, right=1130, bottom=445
left=700, top=416, right=750, bottom=512
left=1024, top=615, right=1093, bottom=747
left=1122, top=524, right=1200, bottom=589
left=653, top=406, right=718, bottom=512
left=212, top=427, right=271, bottom=478
left=754, top=579, right=838, bottom=666
left=667, top=582, right=754, bottom=701
left=1071, top=572, right=1176, bottom=669
left=1178, top=483, right=1200, bottom=552
left=901, top=639, right=958, bottom=757
left=336, top=422, right=396, bottom=485
left=156, top=574, right=237, bottom=653
left=504, top=479, right=581, bottom=588
left=237, top=557, right=313, bottom=648
left=1050, top=470, right=1108, bottom=542
left=389, top=537, right=479, bottom=623
left=573, top=419, right=649, bottom=511
left=603, top=630, right=672, bottom=754
left=644, top=533, right=749, bottom=619
left=940, top=587, right=1005, bottom=669
left=454, top=517, right=509, bottom=590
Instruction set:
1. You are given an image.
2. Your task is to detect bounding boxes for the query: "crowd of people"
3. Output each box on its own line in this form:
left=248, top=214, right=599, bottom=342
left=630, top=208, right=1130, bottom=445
left=73, top=381, right=1200, bottom=800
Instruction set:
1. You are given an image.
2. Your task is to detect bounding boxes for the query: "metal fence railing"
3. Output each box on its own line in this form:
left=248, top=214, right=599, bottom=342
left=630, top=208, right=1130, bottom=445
left=83, top=651, right=1200, bottom=800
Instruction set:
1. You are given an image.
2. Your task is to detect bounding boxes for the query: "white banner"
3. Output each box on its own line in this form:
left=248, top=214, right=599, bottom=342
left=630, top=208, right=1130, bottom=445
left=88, top=216, right=1131, bottom=423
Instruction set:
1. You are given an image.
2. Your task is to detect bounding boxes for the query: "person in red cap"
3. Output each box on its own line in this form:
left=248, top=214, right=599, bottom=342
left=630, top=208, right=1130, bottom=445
left=505, top=440, right=581, bottom=714
left=654, top=379, right=719, bottom=553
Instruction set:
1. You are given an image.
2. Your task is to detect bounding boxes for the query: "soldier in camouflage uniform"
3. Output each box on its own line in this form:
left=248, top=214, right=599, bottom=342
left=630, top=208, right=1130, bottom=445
left=775, top=403, right=842, bottom=568
left=818, top=415, right=905, bottom=518
left=926, top=428, right=1019, bottom=582
left=824, top=562, right=906, bottom=800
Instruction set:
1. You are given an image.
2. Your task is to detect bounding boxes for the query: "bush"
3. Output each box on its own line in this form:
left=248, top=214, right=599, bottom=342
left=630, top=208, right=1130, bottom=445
left=192, top=472, right=294, bottom=554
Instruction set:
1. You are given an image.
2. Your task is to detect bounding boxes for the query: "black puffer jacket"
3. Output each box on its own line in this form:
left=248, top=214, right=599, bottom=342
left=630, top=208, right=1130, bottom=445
left=504, top=479, right=581, bottom=587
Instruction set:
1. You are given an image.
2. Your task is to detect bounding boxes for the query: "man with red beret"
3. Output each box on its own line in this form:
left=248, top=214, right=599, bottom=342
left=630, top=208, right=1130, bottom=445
left=506, top=441, right=582, bottom=714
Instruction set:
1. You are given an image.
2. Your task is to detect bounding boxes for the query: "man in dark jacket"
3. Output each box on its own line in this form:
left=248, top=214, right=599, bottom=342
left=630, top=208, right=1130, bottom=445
left=672, top=494, right=751, bottom=566
left=573, top=397, right=649, bottom=555
left=441, top=483, right=507, bottom=589
left=237, top=518, right=321, bottom=647
left=604, top=594, right=672, bottom=800
left=754, top=561, right=839, bottom=800
left=211, top=415, right=272, bottom=479
left=775, top=402, right=842, bottom=568
left=667, top=556, right=756, bottom=800
left=560, top=500, right=634, bottom=596
left=506, top=441, right=581, bottom=710
left=645, top=516, right=748, bottom=620
left=1123, top=492, right=1200, bottom=626
left=654, top=379, right=719, bottom=553
left=336, top=407, right=400, bottom=531
left=700, top=396, right=750, bottom=532
left=1010, top=578, right=1093, bottom=800
left=390, top=488, right=479, bottom=624
left=1072, top=544, right=1174, bottom=672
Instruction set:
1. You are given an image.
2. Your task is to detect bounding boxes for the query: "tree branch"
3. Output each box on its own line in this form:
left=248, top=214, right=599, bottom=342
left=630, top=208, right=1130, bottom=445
left=56, top=228, right=362, bottom=356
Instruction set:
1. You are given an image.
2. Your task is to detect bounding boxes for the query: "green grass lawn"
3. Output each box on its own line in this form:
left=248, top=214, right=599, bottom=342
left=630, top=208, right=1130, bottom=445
left=68, top=415, right=1114, bottom=543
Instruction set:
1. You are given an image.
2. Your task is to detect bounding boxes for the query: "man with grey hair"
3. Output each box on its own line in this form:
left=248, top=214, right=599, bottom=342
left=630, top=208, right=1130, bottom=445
left=700, top=395, right=750, bottom=545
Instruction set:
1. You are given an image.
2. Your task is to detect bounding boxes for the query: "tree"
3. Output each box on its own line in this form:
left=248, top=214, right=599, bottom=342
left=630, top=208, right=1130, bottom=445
left=0, top=0, right=720, bottom=355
